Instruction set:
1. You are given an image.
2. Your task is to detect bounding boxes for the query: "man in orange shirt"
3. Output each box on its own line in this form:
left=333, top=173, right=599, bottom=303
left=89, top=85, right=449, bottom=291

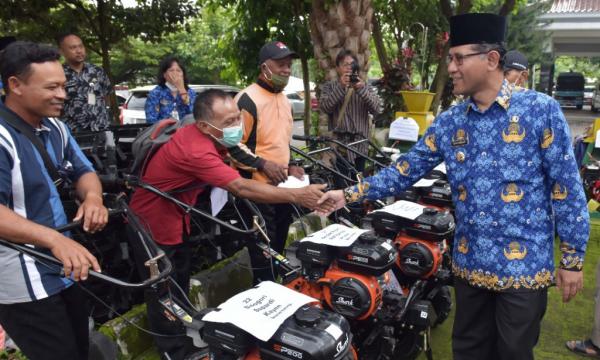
left=234, top=41, right=303, bottom=283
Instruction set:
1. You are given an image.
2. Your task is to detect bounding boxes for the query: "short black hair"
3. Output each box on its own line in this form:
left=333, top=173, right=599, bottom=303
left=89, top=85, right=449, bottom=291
left=56, top=32, right=81, bottom=46
left=0, top=36, right=16, bottom=52
left=471, top=42, right=506, bottom=69
left=157, top=56, right=189, bottom=89
left=0, top=41, right=61, bottom=93
left=336, top=50, right=358, bottom=67
left=193, top=89, right=232, bottom=121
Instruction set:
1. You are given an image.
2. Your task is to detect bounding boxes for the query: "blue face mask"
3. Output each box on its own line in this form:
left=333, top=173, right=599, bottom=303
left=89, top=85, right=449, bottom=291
left=205, top=121, right=243, bottom=148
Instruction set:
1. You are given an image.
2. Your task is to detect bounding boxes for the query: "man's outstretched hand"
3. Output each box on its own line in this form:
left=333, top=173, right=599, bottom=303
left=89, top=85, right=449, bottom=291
left=315, top=189, right=346, bottom=216
left=294, top=184, right=337, bottom=213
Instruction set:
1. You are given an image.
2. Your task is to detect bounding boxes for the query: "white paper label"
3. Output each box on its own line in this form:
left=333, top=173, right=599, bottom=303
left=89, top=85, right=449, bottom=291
left=412, top=178, right=437, bottom=188
left=389, top=117, right=419, bottom=142
left=210, top=187, right=228, bottom=216
left=300, top=224, right=368, bottom=247
left=433, top=162, right=447, bottom=174
left=374, top=200, right=426, bottom=220
left=278, top=175, right=310, bottom=189
left=87, top=91, right=96, bottom=105
left=380, top=241, right=393, bottom=251
left=202, top=281, right=317, bottom=342
left=325, top=324, right=343, bottom=340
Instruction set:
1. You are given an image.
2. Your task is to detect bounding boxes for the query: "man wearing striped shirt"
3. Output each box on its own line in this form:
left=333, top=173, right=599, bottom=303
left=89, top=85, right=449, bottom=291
left=319, top=50, right=381, bottom=172
left=0, top=41, right=107, bottom=360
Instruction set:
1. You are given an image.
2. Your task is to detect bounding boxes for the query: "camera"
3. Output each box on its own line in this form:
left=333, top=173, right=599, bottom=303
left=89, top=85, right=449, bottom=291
left=349, top=61, right=360, bottom=84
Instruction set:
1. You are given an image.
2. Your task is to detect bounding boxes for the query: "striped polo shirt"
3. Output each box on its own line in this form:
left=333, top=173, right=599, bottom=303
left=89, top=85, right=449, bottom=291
left=0, top=105, right=94, bottom=304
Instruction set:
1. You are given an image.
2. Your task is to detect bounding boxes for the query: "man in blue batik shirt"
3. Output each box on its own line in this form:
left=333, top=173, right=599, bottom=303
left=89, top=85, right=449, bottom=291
left=318, top=13, right=589, bottom=360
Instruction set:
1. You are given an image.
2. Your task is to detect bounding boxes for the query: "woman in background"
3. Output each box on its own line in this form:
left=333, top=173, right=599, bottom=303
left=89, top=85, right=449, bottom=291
left=145, top=56, right=196, bottom=123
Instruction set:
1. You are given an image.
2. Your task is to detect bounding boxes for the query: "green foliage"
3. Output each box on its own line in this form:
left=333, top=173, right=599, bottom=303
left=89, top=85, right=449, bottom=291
left=472, top=0, right=550, bottom=67
left=202, top=0, right=312, bottom=82
left=0, top=0, right=198, bottom=54
left=471, top=0, right=529, bottom=13
left=504, top=2, right=552, bottom=66
left=0, top=350, right=27, bottom=360
left=372, top=0, right=447, bottom=86
left=555, top=57, right=600, bottom=81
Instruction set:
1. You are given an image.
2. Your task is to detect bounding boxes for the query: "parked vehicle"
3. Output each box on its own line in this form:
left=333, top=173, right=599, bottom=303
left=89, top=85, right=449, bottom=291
left=286, top=91, right=305, bottom=120
left=554, top=72, right=585, bottom=110
left=120, top=84, right=240, bottom=124
left=585, top=86, right=594, bottom=107
left=591, top=83, right=600, bottom=112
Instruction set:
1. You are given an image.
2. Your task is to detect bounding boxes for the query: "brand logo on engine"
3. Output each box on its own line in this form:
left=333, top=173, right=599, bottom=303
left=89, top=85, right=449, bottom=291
left=335, top=334, right=350, bottom=356
left=349, top=255, right=369, bottom=263
left=336, top=296, right=354, bottom=306
left=274, top=344, right=303, bottom=359
left=405, top=258, right=420, bottom=266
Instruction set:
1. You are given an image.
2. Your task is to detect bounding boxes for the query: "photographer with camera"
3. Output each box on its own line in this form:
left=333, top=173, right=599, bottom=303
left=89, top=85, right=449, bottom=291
left=319, top=50, right=381, bottom=173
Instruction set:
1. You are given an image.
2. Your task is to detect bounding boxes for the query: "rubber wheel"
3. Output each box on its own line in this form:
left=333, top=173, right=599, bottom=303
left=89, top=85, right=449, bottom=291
left=392, top=331, right=425, bottom=360
left=431, top=285, right=453, bottom=327
left=358, top=330, right=423, bottom=360
left=88, top=330, right=118, bottom=360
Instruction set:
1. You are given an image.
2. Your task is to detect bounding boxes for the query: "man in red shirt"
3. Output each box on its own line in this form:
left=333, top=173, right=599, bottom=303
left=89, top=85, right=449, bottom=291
left=129, top=89, right=326, bottom=360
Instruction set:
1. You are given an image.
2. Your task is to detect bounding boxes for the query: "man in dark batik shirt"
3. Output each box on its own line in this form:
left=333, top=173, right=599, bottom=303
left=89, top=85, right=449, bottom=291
left=58, top=33, right=112, bottom=132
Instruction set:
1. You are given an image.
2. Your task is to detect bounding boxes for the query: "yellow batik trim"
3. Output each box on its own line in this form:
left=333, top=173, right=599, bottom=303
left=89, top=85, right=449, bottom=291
left=452, top=263, right=554, bottom=291
left=343, top=181, right=369, bottom=204
left=560, top=255, right=583, bottom=271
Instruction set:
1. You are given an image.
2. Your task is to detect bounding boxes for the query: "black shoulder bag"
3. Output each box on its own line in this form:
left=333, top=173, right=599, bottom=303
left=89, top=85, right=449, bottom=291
left=0, top=107, right=64, bottom=187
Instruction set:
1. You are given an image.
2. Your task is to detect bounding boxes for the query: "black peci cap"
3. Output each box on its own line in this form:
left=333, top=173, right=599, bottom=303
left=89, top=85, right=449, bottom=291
left=258, top=41, right=299, bottom=64
left=503, top=50, right=528, bottom=71
left=449, top=13, right=507, bottom=47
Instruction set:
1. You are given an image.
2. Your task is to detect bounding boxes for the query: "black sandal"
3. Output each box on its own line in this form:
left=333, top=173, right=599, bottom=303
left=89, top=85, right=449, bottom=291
left=566, top=339, right=600, bottom=358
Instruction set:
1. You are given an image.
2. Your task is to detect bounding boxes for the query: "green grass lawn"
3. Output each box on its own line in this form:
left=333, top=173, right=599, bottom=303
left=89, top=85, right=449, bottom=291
left=420, top=223, right=600, bottom=360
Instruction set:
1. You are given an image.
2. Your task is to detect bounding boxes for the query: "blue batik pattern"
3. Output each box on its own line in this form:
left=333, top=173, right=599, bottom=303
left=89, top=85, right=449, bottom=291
left=144, top=85, right=197, bottom=124
left=346, top=81, right=590, bottom=291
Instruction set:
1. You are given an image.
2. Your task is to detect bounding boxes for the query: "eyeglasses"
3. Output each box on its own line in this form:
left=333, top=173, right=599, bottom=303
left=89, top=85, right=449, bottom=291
left=446, top=51, right=488, bottom=66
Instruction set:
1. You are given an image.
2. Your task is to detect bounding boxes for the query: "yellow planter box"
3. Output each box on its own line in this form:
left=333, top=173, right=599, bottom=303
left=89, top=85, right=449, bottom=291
left=584, top=117, right=600, bottom=143
left=400, top=91, right=435, bottom=112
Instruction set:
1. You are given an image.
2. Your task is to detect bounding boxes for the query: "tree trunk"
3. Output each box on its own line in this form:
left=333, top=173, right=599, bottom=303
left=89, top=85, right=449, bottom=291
left=499, top=0, right=517, bottom=16
left=310, top=0, right=374, bottom=133
left=429, top=42, right=449, bottom=114
left=300, top=55, right=312, bottom=136
left=97, top=0, right=118, bottom=124
left=372, top=12, right=390, bottom=73
left=429, top=0, right=475, bottom=113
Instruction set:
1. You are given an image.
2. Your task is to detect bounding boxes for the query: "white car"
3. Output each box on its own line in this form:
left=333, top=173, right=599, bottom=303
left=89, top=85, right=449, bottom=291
left=592, top=83, right=600, bottom=112
left=286, top=92, right=305, bottom=120
left=585, top=86, right=594, bottom=107
left=120, top=84, right=240, bottom=124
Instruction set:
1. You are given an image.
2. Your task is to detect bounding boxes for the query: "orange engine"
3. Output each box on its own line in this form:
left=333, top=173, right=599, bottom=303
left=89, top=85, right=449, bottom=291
left=288, top=232, right=397, bottom=321
left=285, top=264, right=387, bottom=321
left=394, top=233, right=447, bottom=279
left=320, top=264, right=385, bottom=321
